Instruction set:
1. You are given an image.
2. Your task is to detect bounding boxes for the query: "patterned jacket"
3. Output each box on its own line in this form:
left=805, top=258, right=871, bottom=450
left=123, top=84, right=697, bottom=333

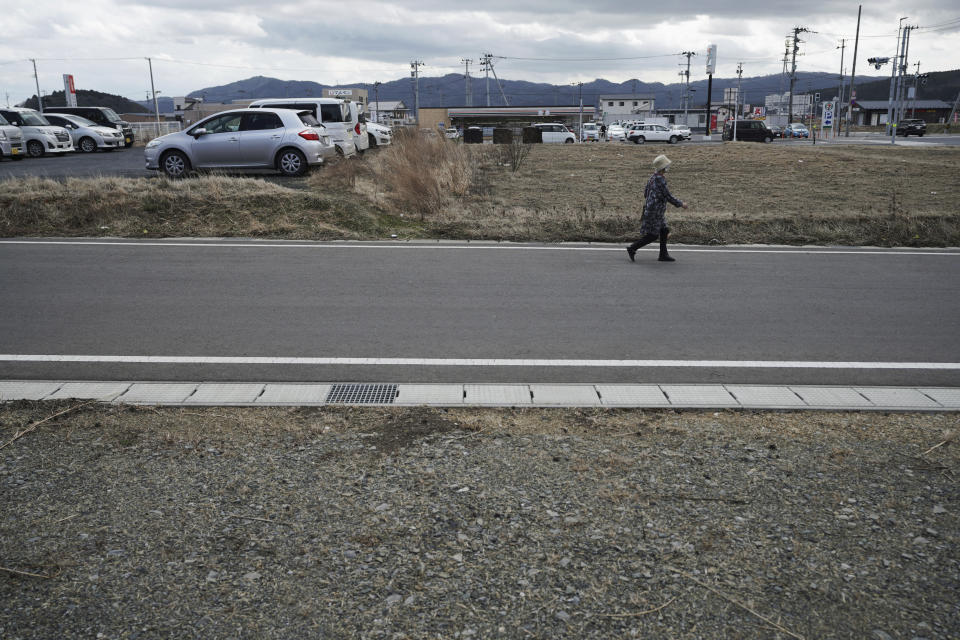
left=639, top=172, right=683, bottom=236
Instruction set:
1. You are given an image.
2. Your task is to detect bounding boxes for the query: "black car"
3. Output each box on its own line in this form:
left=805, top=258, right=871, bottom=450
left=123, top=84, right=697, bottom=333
left=46, top=106, right=134, bottom=147
left=722, top=119, right=775, bottom=142
left=896, top=118, right=926, bottom=137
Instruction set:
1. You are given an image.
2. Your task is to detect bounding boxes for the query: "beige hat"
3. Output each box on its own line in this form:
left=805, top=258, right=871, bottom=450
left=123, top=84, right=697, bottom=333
left=653, top=155, right=671, bottom=171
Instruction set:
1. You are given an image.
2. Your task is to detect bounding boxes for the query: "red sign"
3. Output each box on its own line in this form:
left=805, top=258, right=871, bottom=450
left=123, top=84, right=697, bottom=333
left=710, top=114, right=718, bottom=130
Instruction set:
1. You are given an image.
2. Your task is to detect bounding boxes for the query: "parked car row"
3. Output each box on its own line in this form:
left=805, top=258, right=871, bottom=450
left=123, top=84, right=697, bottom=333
left=0, top=105, right=139, bottom=160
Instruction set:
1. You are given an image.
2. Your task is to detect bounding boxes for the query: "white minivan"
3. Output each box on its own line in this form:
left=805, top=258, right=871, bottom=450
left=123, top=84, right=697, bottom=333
left=248, top=98, right=367, bottom=157
left=0, top=107, right=74, bottom=157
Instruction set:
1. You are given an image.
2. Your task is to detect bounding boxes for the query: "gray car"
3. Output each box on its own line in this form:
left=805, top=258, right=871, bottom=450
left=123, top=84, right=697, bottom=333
left=144, top=108, right=335, bottom=178
left=44, top=113, right=125, bottom=152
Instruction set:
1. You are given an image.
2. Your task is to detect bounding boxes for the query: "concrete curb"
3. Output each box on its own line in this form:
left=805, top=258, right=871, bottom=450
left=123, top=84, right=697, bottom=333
left=1, top=381, right=958, bottom=411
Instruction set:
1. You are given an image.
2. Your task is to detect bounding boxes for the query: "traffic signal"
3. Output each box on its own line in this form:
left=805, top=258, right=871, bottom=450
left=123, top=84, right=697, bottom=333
left=814, top=92, right=820, bottom=103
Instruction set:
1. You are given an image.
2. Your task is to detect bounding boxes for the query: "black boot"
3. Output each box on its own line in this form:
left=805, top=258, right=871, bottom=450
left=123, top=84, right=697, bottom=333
left=658, top=228, right=675, bottom=262
left=627, top=233, right=657, bottom=262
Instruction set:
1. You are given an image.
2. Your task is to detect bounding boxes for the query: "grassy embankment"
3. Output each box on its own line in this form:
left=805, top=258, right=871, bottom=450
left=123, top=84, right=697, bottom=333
left=2, top=132, right=958, bottom=246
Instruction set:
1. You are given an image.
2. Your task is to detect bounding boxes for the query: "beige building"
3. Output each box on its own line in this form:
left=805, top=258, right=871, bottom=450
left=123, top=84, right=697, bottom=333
left=325, top=88, right=368, bottom=113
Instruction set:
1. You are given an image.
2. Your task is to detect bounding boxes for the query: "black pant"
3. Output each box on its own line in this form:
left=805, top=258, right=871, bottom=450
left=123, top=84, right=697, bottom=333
left=628, top=226, right=670, bottom=253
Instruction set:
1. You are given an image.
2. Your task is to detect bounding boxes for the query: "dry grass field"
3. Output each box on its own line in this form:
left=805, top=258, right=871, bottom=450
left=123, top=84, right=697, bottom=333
left=1, top=136, right=958, bottom=245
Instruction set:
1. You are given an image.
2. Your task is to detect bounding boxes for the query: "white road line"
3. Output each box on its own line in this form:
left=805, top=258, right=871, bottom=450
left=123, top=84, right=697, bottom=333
left=1, top=355, right=959, bottom=369
left=0, top=240, right=956, bottom=256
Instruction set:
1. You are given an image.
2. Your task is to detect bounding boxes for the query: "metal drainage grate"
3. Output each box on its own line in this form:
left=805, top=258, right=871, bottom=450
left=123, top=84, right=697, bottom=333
left=326, top=383, right=398, bottom=405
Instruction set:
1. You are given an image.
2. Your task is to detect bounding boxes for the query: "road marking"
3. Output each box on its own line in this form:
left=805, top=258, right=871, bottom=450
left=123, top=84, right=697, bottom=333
left=1, top=355, right=958, bottom=369
left=0, top=240, right=957, bottom=256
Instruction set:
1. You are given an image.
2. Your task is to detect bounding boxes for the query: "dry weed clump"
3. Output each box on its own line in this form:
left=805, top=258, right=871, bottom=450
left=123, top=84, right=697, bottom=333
left=372, top=130, right=488, bottom=218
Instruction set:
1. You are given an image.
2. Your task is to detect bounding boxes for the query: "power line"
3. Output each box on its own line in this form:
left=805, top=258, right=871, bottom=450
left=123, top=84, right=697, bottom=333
left=495, top=52, right=681, bottom=62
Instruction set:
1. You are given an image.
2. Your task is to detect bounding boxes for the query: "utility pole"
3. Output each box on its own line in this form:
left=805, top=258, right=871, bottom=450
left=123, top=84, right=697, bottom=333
left=788, top=26, right=812, bottom=125
left=947, top=89, right=960, bottom=130
left=461, top=58, right=472, bottom=107
left=910, top=63, right=924, bottom=117
left=894, top=26, right=915, bottom=128
left=576, top=81, right=583, bottom=142
left=486, top=56, right=509, bottom=106
left=887, top=18, right=907, bottom=139
left=481, top=53, right=492, bottom=107
left=778, top=39, right=790, bottom=116
left=410, top=60, right=423, bottom=126
left=733, top=62, right=743, bottom=141
left=147, top=57, right=160, bottom=137
left=836, top=39, right=846, bottom=137
left=845, top=5, right=861, bottom=136
left=680, top=51, right=695, bottom=127
left=31, top=59, right=42, bottom=113
left=705, top=44, right=716, bottom=135
left=372, top=81, right=381, bottom=123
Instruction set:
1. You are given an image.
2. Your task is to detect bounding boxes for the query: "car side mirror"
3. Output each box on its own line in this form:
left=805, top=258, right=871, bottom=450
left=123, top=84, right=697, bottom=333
left=191, top=128, right=208, bottom=138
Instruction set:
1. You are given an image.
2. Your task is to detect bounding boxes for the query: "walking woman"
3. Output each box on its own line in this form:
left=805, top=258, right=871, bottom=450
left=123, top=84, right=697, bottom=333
left=627, top=154, right=688, bottom=262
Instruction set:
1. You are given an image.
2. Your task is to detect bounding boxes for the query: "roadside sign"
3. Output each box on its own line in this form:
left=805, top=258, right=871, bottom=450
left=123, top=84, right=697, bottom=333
left=63, top=74, right=77, bottom=107
left=706, top=44, right=717, bottom=74
left=821, top=101, right=835, bottom=128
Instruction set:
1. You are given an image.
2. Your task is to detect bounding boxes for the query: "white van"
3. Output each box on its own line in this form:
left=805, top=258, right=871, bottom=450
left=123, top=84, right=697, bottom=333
left=0, top=107, right=74, bottom=157
left=248, top=98, right=367, bottom=157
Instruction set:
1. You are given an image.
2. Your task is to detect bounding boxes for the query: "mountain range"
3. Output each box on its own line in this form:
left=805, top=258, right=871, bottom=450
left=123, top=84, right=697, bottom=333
left=19, top=69, right=957, bottom=115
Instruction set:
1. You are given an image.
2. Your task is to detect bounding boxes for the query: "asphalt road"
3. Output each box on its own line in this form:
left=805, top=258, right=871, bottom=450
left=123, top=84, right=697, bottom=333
left=3, top=133, right=959, bottom=179
left=1, top=239, right=958, bottom=386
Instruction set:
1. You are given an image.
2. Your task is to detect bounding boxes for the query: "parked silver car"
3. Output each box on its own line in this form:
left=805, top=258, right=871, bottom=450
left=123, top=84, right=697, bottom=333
left=0, top=107, right=74, bottom=157
left=144, top=108, right=335, bottom=178
left=0, top=113, right=25, bottom=161
left=44, top=113, right=125, bottom=152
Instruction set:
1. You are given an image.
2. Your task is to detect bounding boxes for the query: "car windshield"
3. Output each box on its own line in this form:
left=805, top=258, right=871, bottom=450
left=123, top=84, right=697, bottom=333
left=102, top=108, right=122, bottom=123
left=58, top=114, right=97, bottom=127
left=19, top=111, right=50, bottom=126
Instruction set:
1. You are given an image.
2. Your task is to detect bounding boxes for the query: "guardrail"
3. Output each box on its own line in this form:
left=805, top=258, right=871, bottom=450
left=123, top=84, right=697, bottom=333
left=130, top=122, right=182, bottom=145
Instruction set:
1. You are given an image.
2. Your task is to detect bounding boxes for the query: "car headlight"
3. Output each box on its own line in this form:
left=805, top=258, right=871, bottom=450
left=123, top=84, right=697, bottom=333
left=146, top=139, right=162, bottom=149
left=0, top=131, right=6, bottom=141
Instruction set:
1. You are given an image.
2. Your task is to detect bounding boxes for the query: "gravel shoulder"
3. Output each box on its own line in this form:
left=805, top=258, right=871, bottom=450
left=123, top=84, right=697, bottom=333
left=1, top=403, right=958, bottom=639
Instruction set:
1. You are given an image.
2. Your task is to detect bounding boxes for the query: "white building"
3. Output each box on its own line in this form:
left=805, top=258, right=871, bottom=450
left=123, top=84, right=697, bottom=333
left=597, top=94, right=655, bottom=125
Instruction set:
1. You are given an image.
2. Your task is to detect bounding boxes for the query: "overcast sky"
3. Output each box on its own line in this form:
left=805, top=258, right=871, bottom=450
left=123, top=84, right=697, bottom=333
left=2, top=1, right=958, bottom=104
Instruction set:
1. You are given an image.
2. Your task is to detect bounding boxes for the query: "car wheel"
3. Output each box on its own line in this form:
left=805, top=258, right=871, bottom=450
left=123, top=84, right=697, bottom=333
left=764, top=136, right=773, bottom=143
left=368, top=133, right=378, bottom=148
left=564, top=138, right=574, bottom=144
left=669, top=136, right=678, bottom=144
left=160, top=150, right=191, bottom=179
left=26, top=140, right=45, bottom=157
left=919, top=132, right=924, bottom=137
left=277, top=148, right=308, bottom=177
left=79, top=137, right=97, bottom=153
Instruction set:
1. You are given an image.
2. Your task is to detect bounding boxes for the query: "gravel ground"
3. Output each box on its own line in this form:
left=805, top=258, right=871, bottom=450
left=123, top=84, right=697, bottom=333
left=1, top=402, right=957, bottom=639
